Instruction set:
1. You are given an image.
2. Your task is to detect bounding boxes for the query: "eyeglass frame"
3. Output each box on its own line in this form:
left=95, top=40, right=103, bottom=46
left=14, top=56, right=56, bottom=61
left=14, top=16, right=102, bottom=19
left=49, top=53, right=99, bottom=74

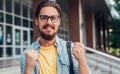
left=39, top=15, right=60, bottom=23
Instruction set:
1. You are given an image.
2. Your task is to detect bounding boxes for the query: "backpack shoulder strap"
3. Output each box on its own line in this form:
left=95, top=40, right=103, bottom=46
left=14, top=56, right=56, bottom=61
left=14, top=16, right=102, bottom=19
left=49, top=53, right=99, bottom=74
left=66, top=41, right=74, bottom=74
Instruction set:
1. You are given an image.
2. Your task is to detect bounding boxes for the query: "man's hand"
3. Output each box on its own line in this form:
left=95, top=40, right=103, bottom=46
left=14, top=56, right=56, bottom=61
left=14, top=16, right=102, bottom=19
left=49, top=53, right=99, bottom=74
left=72, top=42, right=89, bottom=74
left=24, top=50, right=38, bottom=74
left=72, top=42, right=85, bottom=62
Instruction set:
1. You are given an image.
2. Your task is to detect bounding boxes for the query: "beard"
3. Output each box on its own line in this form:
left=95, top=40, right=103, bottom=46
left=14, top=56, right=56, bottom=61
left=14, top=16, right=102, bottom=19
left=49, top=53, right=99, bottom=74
left=39, top=30, right=57, bottom=40
left=38, top=24, right=57, bottom=40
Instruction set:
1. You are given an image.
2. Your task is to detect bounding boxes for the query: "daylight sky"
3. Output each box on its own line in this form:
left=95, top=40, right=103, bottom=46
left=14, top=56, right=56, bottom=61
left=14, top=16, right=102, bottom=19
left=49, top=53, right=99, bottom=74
left=105, top=0, right=120, bottom=19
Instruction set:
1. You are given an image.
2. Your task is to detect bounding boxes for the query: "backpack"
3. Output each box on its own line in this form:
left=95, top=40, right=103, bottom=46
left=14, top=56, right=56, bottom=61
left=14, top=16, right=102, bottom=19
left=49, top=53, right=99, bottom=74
left=66, top=41, right=74, bottom=74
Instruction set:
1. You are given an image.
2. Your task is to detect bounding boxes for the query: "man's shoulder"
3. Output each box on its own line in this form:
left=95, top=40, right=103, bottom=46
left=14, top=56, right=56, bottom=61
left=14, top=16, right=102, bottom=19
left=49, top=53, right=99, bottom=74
left=20, top=40, right=39, bottom=60
left=24, top=40, right=39, bottom=51
left=58, top=37, right=66, bottom=42
left=56, top=37, right=67, bottom=45
left=56, top=37, right=74, bottom=46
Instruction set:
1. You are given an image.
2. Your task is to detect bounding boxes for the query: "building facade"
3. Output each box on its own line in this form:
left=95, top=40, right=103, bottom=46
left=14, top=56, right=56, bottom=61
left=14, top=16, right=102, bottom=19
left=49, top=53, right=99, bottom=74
left=0, top=0, right=70, bottom=60
left=0, top=0, right=117, bottom=60
left=0, top=0, right=33, bottom=59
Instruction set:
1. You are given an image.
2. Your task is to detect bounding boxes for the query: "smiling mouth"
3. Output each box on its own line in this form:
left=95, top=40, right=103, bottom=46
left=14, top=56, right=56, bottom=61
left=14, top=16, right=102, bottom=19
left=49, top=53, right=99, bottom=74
left=43, top=24, right=54, bottom=31
left=45, top=26, right=52, bottom=31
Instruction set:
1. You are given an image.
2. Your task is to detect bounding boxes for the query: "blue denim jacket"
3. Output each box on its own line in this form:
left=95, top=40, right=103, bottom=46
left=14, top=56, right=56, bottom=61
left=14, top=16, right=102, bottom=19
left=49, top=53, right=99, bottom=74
left=20, top=36, right=84, bottom=74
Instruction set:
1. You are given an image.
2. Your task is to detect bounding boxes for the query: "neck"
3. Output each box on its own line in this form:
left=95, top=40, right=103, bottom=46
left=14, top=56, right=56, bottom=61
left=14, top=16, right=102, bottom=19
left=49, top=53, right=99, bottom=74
left=39, top=36, right=56, bottom=47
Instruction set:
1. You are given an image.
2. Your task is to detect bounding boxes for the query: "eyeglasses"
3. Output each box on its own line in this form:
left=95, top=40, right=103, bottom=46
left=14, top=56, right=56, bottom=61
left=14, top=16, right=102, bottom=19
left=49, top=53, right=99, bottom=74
left=39, top=15, right=60, bottom=23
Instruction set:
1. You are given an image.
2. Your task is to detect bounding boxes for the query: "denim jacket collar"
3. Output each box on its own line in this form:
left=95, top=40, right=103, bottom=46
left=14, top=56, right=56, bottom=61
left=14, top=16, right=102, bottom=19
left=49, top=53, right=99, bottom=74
left=33, top=36, right=61, bottom=52
left=34, top=36, right=67, bottom=62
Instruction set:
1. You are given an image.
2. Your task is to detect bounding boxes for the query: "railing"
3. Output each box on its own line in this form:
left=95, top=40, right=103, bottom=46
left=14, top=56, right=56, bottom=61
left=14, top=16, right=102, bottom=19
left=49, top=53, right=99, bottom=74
left=85, top=46, right=120, bottom=74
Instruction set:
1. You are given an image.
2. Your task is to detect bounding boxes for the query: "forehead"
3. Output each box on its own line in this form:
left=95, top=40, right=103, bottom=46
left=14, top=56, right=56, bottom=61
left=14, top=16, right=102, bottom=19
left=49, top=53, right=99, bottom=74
left=40, top=6, right=59, bottom=16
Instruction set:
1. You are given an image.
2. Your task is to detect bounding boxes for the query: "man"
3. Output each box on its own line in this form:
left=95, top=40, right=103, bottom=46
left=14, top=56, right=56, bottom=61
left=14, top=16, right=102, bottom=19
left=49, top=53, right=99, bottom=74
left=20, top=0, right=89, bottom=74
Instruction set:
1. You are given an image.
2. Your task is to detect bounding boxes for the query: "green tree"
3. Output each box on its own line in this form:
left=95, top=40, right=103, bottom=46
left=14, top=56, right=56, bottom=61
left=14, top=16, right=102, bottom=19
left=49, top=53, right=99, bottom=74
left=114, top=0, right=120, bottom=11
left=108, top=0, right=120, bottom=55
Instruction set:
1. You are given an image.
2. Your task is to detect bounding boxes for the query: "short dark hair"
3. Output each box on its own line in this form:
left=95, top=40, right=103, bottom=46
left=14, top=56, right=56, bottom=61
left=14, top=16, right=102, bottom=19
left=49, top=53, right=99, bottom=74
left=35, top=0, right=62, bottom=18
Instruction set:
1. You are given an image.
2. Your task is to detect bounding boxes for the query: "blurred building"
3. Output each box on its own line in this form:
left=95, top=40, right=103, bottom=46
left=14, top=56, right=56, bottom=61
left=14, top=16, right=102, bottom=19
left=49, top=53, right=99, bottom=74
left=0, top=0, right=119, bottom=70
left=0, top=0, right=33, bottom=60
left=33, top=0, right=113, bottom=51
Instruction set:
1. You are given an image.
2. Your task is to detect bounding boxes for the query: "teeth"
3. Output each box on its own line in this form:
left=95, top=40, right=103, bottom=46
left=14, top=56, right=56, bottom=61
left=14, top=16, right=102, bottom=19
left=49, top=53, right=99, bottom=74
left=46, top=27, right=52, bottom=30
left=47, top=27, right=51, bottom=29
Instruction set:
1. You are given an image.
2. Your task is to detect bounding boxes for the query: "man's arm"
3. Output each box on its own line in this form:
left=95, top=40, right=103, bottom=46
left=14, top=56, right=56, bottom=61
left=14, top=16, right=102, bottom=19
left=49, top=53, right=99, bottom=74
left=72, top=42, right=89, bottom=74
left=21, top=49, right=38, bottom=74
left=78, top=56, right=89, bottom=74
left=20, top=52, right=26, bottom=74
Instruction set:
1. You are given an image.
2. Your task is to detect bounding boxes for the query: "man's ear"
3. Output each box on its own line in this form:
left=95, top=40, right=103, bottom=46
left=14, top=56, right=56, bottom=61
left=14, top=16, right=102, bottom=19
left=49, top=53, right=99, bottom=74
left=35, top=18, right=38, bottom=26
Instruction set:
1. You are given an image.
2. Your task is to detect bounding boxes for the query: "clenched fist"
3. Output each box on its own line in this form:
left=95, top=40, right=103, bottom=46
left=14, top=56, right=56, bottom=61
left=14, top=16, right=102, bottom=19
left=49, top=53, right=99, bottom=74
left=72, top=42, right=89, bottom=74
left=72, top=42, right=85, bottom=62
left=24, top=50, right=38, bottom=74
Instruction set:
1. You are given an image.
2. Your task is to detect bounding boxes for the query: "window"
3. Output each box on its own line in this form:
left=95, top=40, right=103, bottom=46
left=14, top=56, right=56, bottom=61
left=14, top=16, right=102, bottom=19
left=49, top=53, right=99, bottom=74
left=6, top=14, right=13, bottom=24
left=0, top=0, right=33, bottom=59
left=0, top=0, right=3, bottom=10
left=0, top=12, right=4, bottom=22
left=30, top=7, right=33, bottom=19
left=30, top=21, right=33, bottom=28
left=6, top=0, right=12, bottom=12
left=23, top=48, right=26, bottom=51
left=0, top=47, right=3, bottom=57
left=14, top=16, right=21, bottom=26
left=15, top=48, right=21, bottom=55
left=30, top=30, right=33, bottom=43
left=14, top=0, right=21, bottom=15
left=22, top=1, right=28, bottom=17
left=15, top=29, right=21, bottom=45
left=23, top=19, right=28, bottom=27
left=23, top=31, right=28, bottom=45
left=0, top=25, right=3, bottom=45
left=6, top=47, right=12, bottom=57
left=6, top=26, right=12, bottom=45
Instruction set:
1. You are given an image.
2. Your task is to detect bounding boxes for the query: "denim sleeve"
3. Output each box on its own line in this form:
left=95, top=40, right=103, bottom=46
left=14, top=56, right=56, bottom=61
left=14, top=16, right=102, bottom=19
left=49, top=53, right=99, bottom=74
left=20, top=42, right=39, bottom=74
left=20, top=42, right=35, bottom=74
left=20, top=51, right=25, bottom=74
left=69, top=42, right=78, bottom=74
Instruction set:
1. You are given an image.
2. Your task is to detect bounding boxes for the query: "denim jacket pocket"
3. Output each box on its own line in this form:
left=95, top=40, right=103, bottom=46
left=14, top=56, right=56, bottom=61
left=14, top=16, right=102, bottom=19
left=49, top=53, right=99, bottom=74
left=60, top=56, right=70, bottom=74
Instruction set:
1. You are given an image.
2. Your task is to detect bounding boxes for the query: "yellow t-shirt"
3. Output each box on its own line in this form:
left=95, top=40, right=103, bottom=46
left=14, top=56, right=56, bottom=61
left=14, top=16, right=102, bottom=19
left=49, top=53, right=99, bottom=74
left=38, top=45, right=57, bottom=74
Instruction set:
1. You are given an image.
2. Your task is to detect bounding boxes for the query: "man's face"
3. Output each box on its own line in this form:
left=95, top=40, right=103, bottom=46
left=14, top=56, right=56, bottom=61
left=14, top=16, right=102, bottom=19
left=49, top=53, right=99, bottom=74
left=36, top=6, right=60, bottom=40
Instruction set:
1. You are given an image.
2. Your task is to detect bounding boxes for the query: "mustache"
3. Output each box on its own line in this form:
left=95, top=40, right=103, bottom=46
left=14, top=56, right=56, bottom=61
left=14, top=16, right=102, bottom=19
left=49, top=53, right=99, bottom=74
left=43, top=24, right=54, bottom=29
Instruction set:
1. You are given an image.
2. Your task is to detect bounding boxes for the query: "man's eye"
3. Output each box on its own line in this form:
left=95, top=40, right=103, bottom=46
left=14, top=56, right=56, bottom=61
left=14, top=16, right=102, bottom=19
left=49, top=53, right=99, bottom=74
left=51, top=16, right=57, bottom=20
left=41, top=17, right=47, bottom=20
left=40, top=15, right=47, bottom=19
left=42, top=17, right=47, bottom=19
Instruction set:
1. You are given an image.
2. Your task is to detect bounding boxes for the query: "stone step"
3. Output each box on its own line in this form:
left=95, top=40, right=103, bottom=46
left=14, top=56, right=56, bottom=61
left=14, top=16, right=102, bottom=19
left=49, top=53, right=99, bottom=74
left=0, top=66, right=20, bottom=74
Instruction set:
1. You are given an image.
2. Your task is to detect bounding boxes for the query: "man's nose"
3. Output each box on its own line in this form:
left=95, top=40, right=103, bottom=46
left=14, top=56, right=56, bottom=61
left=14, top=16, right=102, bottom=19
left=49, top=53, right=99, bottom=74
left=46, top=18, right=52, bottom=24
